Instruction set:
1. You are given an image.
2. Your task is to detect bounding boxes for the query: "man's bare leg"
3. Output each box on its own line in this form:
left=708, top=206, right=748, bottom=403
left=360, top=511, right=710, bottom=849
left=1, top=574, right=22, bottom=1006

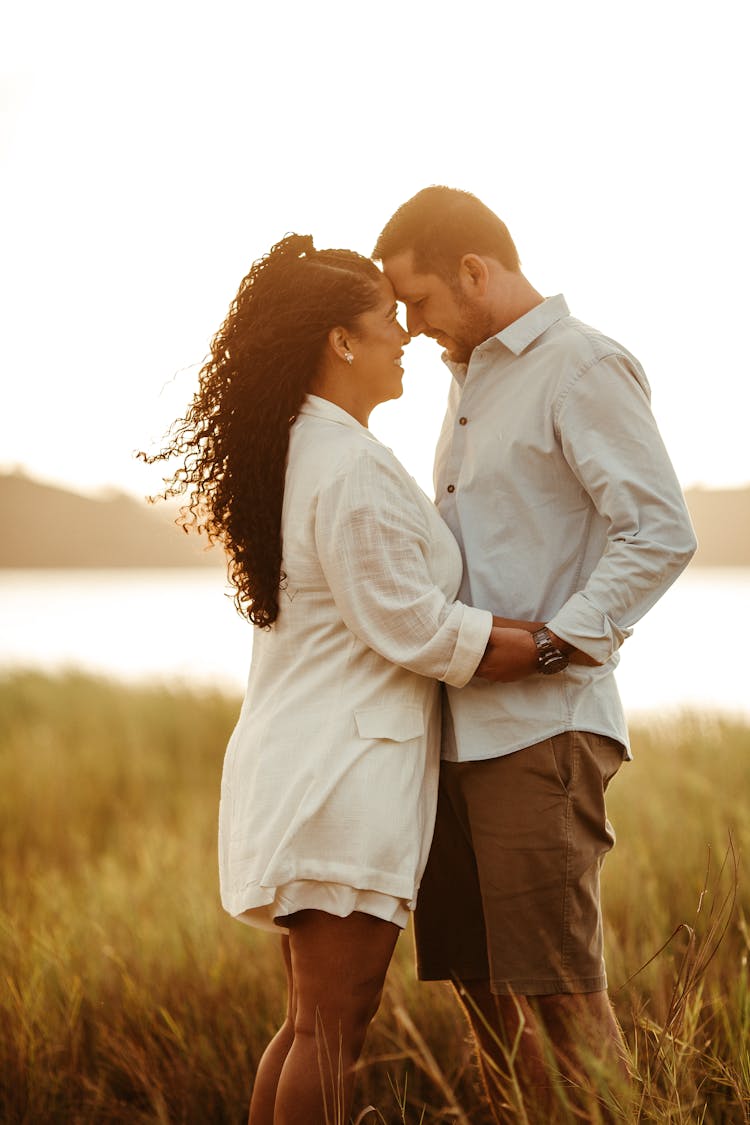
left=456, top=982, right=632, bottom=1122
left=454, top=980, right=556, bottom=1124
left=534, top=990, right=632, bottom=1118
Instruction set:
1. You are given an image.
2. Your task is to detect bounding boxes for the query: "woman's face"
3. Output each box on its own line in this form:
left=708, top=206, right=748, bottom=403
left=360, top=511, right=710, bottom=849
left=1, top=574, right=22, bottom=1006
left=349, top=275, right=411, bottom=411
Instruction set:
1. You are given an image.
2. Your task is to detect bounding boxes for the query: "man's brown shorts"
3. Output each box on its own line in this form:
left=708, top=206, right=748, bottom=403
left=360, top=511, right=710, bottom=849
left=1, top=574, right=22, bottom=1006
left=414, top=731, right=625, bottom=996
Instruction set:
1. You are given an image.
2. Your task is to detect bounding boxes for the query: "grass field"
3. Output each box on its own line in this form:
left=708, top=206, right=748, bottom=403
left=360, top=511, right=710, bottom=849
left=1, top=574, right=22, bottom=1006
left=0, top=671, right=748, bottom=1123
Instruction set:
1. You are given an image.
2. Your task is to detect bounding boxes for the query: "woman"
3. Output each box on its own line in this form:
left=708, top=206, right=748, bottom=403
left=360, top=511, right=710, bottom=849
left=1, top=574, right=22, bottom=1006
left=147, top=235, right=536, bottom=1125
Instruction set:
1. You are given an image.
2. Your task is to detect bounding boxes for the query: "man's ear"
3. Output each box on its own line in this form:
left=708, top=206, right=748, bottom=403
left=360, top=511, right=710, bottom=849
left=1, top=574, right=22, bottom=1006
left=457, top=253, right=490, bottom=297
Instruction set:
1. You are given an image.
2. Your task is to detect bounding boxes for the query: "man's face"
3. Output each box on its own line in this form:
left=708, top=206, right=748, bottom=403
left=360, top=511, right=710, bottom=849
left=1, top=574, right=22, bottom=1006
left=382, top=250, right=491, bottom=364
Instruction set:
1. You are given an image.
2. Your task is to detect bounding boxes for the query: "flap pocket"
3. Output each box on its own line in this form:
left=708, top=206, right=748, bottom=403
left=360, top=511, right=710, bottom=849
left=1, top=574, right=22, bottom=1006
left=354, top=705, right=424, bottom=743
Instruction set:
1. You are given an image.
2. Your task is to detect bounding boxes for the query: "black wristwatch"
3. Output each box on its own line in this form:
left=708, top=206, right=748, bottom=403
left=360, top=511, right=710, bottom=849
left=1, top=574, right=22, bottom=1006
left=531, top=627, right=570, bottom=675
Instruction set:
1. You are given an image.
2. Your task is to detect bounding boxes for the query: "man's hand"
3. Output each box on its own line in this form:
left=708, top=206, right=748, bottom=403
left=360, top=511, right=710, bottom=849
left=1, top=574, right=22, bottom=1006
left=475, top=627, right=538, bottom=682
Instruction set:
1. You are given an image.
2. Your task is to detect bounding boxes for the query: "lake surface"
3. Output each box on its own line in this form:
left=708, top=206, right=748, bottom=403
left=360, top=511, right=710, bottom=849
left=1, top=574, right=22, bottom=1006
left=0, top=567, right=748, bottom=720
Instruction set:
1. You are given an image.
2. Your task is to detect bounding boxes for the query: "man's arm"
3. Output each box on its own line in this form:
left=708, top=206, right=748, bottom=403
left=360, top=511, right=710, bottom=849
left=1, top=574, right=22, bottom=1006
left=546, top=354, right=697, bottom=663
left=475, top=618, right=598, bottom=681
left=479, top=353, right=696, bottom=682
left=488, top=616, right=599, bottom=669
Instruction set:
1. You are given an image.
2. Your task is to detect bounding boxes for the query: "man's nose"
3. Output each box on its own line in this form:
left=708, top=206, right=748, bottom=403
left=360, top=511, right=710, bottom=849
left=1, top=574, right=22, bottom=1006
left=406, top=307, right=426, bottom=336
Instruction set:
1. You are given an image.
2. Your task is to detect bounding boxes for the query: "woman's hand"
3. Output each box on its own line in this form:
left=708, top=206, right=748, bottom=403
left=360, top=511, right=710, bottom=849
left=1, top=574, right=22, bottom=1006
left=475, top=627, right=538, bottom=682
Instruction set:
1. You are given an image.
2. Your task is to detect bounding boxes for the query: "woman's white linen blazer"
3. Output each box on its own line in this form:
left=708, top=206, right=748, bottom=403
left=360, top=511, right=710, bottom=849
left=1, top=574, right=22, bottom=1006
left=218, top=395, right=493, bottom=928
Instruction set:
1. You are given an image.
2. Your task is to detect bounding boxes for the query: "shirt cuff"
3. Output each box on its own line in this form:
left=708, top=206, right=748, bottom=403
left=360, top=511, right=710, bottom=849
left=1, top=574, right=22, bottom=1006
left=547, top=593, right=633, bottom=665
left=443, top=607, right=494, bottom=688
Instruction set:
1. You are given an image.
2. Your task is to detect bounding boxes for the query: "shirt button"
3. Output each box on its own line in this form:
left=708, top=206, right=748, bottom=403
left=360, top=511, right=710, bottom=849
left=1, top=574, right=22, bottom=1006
left=446, top=484, right=455, bottom=493
left=459, top=416, right=468, bottom=425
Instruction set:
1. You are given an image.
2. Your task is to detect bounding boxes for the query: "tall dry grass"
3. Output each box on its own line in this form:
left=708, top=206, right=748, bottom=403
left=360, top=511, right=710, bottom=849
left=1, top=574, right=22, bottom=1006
left=0, top=671, right=748, bottom=1123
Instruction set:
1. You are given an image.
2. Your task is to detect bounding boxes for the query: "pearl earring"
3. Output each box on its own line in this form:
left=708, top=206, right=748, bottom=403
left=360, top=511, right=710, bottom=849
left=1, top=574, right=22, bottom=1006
left=344, top=352, right=354, bottom=365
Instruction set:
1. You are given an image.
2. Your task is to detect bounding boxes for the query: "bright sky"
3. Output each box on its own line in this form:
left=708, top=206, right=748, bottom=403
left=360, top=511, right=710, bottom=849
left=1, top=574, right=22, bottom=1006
left=2, top=0, right=748, bottom=500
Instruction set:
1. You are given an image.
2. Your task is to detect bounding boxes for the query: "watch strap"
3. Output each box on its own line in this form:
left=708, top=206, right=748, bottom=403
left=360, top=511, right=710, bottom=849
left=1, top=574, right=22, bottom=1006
left=531, top=626, right=570, bottom=675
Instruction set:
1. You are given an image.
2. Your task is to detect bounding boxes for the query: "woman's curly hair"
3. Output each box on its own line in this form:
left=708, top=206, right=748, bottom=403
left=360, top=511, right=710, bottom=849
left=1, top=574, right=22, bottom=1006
left=142, top=234, right=382, bottom=627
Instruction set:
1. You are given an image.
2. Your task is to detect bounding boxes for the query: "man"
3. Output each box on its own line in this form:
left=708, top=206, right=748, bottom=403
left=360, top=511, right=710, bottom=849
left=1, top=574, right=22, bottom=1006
left=373, top=187, right=697, bottom=1120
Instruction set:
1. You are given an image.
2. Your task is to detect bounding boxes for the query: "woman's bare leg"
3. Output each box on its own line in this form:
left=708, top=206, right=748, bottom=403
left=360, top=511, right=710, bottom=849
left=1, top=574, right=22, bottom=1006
left=248, top=936, right=296, bottom=1125
left=274, top=910, right=400, bottom=1125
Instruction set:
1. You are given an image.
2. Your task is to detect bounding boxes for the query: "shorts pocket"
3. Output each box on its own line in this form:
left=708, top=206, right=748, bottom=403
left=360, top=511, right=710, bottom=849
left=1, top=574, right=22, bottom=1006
left=548, top=734, right=576, bottom=794
left=354, top=705, right=424, bottom=742
left=584, top=733, right=626, bottom=788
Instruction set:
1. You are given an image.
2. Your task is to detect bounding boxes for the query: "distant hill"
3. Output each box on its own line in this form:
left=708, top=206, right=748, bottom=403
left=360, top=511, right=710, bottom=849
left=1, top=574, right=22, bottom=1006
left=0, top=473, right=222, bottom=568
left=0, top=473, right=748, bottom=568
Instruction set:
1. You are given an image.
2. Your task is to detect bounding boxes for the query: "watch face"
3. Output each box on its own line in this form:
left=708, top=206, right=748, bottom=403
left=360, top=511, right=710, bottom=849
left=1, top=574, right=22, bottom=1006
left=540, top=651, right=569, bottom=675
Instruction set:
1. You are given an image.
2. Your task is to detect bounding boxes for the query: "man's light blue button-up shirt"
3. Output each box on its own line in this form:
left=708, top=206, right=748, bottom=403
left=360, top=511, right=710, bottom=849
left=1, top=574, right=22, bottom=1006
left=436, top=294, right=697, bottom=761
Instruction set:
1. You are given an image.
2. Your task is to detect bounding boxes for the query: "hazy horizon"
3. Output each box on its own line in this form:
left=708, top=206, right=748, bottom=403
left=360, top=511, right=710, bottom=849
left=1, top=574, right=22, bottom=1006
left=3, top=462, right=750, bottom=508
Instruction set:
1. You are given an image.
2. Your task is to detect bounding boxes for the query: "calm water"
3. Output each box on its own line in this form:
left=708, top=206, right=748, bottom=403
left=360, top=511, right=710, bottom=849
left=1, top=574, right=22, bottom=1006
left=0, top=567, right=748, bottom=719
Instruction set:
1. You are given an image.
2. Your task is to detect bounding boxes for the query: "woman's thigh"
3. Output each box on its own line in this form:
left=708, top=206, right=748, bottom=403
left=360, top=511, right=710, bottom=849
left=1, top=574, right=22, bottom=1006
left=286, top=909, right=399, bottom=1041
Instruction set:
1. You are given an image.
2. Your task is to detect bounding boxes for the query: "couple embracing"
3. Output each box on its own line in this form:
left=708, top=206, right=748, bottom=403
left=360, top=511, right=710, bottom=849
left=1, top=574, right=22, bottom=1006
left=155, top=187, right=696, bottom=1123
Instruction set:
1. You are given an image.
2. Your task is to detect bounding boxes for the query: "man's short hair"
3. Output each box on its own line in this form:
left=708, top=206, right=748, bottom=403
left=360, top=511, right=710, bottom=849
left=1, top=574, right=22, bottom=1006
left=373, top=186, right=520, bottom=280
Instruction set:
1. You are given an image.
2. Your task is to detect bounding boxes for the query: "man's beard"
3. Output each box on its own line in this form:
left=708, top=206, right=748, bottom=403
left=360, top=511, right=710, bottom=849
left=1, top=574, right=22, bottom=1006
left=444, top=339, right=474, bottom=364
left=445, top=295, right=495, bottom=363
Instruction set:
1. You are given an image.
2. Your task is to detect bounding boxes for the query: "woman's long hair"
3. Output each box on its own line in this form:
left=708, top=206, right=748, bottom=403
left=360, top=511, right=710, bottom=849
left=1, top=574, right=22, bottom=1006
left=142, top=234, right=382, bottom=627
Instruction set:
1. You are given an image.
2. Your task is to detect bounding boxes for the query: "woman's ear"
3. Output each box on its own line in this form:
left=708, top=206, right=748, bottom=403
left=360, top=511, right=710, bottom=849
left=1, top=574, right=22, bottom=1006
left=327, top=326, right=352, bottom=363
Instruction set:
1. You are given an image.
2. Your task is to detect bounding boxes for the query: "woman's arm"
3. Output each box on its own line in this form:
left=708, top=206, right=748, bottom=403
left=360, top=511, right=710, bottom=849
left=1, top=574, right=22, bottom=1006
left=476, top=626, right=538, bottom=681
left=315, top=451, right=493, bottom=687
left=492, top=615, right=543, bottom=631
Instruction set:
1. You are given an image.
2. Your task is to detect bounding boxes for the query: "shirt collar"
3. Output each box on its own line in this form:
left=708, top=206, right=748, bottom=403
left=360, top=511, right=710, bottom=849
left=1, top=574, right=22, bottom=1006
left=496, top=293, right=570, bottom=355
left=297, top=394, right=371, bottom=433
left=443, top=294, right=571, bottom=380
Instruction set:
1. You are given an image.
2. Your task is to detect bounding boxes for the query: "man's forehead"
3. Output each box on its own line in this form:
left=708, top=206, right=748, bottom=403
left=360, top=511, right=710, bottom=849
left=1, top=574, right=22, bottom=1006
left=382, top=251, right=436, bottom=298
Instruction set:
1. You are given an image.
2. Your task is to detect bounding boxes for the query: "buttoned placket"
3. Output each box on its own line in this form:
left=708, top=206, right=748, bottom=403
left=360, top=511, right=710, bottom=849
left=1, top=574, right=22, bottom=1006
left=439, top=343, right=505, bottom=506
left=440, top=383, right=467, bottom=509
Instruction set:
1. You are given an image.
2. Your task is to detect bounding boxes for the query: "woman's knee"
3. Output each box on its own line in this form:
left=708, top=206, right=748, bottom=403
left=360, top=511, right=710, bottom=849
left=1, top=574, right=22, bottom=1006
left=295, top=974, right=384, bottom=1046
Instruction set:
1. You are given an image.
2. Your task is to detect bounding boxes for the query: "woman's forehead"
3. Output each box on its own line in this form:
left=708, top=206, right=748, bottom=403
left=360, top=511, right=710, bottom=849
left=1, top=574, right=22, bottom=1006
left=374, top=272, right=396, bottom=305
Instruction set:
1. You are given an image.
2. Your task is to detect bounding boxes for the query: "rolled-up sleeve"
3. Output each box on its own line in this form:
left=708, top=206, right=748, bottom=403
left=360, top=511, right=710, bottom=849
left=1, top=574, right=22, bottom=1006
left=546, top=355, right=697, bottom=663
left=314, top=450, right=492, bottom=686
